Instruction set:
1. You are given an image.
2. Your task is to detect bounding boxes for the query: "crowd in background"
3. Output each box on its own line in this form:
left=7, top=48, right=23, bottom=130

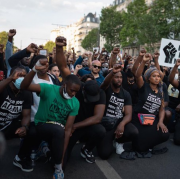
left=0, top=29, right=180, bottom=179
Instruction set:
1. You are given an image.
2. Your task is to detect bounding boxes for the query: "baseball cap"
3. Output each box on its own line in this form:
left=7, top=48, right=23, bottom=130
left=83, top=80, right=100, bottom=102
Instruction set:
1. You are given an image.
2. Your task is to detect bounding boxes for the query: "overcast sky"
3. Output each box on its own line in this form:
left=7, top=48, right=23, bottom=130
left=0, top=0, right=113, bottom=49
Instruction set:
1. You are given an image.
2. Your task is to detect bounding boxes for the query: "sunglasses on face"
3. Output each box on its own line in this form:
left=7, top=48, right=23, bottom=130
left=93, top=65, right=101, bottom=69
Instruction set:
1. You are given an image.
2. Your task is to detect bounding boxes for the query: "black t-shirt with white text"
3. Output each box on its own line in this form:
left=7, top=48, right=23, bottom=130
left=134, top=82, right=168, bottom=117
left=75, top=83, right=106, bottom=123
left=104, top=85, right=132, bottom=118
left=0, top=85, right=32, bottom=131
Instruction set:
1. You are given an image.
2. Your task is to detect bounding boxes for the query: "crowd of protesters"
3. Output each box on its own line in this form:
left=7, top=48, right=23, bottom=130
left=0, top=29, right=180, bottom=179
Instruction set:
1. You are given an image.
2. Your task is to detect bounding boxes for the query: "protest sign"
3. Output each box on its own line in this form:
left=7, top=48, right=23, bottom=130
left=159, top=38, right=180, bottom=68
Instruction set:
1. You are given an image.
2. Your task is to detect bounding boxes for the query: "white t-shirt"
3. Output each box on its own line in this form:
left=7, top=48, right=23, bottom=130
left=31, top=73, right=53, bottom=122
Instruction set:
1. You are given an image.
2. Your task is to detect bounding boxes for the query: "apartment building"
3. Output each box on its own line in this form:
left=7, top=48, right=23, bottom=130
left=50, top=13, right=99, bottom=55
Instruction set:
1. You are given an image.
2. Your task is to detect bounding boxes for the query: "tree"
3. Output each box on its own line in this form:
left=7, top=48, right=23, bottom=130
left=120, top=0, right=148, bottom=48
left=150, top=0, right=180, bottom=40
left=0, top=31, right=8, bottom=47
left=81, top=28, right=98, bottom=51
left=44, top=41, right=56, bottom=52
left=100, top=6, right=123, bottom=52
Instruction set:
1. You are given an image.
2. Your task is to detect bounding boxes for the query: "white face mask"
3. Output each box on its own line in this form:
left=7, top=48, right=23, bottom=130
left=63, top=85, right=73, bottom=99
left=175, top=74, right=179, bottom=80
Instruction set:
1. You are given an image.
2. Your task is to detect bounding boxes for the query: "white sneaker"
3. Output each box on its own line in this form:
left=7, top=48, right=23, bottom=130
left=115, top=143, right=124, bottom=155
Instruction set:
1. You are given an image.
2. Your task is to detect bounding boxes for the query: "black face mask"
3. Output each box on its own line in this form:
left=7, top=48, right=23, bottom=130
left=128, top=79, right=135, bottom=85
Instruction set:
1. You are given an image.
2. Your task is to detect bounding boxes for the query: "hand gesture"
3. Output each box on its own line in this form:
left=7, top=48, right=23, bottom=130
left=8, top=29, right=16, bottom=37
left=10, top=71, right=23, bottom=80
left=71, top=47, right=74, bottom=51
left=27, top=43, right=38, bottom=53
left=139, top=48, right=147, bottom=57
left=112, top=47, right=120, bottom=55
left=153, top=51, right=160, bottom=60
left=39, top=45, right=44, bottom=50
left=115, top=122, right=124, bottom=139
left=34, top=60, right=49, bottom=73
left=175, top=59, right=180, bottom=67
left=126, top=55, right=132, bottom=61
left=75, top=65, right=83, bottom=71
left=82, top=53, right=88, bottom=59
left=157, top=122, right=168, bottom=133
left=113, top=64, right=121, bottom=74
left=101, top=47, right=106, bottom=52
left=15, top=127, right=27, bottom=137
left=56, top=36, right=67, bottom=47
left=143, top=53, right=151, bottom=62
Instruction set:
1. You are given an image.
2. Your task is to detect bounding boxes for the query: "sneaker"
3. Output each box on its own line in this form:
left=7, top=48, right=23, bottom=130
left=115, top=143, right=124, bottom=155
left=53, top=170, right=64, bottom=179
left=80, top=145, right=95, bottom=164
left=13, top=157, right=33, bottom=172
left=35, top=141, right=49, bottom=160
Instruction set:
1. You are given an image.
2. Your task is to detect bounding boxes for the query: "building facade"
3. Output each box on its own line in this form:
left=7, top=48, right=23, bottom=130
left=50, top=13, right=99, bottom=55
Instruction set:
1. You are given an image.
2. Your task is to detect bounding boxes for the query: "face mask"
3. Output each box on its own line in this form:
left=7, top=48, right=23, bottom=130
left=101, top=67, right=108, bottom=73
left=128, top=79, right=135, bottom=85
left=13, top=77, right=24, bottom=89
left=63, top=85, right=73, bottom=99
left=175, top=74, right=179, bottom=80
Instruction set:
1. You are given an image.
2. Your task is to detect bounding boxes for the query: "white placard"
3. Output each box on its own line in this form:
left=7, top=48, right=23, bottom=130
left=159, top=38, right=180, bottom=68
left=93, top=47, right=99, bottom=54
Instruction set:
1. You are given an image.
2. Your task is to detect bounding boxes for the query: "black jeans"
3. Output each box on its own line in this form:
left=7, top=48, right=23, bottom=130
left=67, top=124, right=106, bottom=155
left=97, top=118, right=139, bottom=160
left=36, top=123, right=65, bottom=164
left=2, top=120, right=37, bottom=159
left=132, top=115, right=170, bottom=152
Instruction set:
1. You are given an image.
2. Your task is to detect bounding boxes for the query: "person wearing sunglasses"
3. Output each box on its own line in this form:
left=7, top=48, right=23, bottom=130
left=74, top=56, right=104, bottom=86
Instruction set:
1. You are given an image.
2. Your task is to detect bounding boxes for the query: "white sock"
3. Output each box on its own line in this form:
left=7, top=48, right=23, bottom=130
left=15, top=155, right=21, bottom=161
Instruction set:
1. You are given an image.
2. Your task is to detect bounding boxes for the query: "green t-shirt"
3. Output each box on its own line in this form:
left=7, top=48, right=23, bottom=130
left=34, top=83, right=80, bottom=126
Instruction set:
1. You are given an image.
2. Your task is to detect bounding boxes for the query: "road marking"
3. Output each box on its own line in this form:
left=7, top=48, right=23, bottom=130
left=96, top=159, right=122, bottom=179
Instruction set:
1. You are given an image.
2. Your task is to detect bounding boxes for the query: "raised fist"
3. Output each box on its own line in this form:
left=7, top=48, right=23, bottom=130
left=27, top=43, right=38, bottom=53
left=163, top=42, right=177, bottom=64
left=56, top=36, right=67, bottom=47
left=153, top=51, right=160, bottom=61
left=139, top=48, right=146, bottom=56
left=175, top=59, right=180, bottom=67
left=75, top=65, right=83, bottom=71
left=143, top=53, right=151, bottom=62
left=113, top=64, right=121, bottom=74
left=8, top=29, right=16, bottom=37
left=39, top=45, right=44, bottom=50
left=112, top=47, right=120, bottom=55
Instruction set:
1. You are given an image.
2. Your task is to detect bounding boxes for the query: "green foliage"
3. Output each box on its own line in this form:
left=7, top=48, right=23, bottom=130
left=150, top=0, right=180, bottom=40
left=99, top=0, right=180, bottom=52
left=0, top=31, right=8, bottom=47
left=100, top=6, right=123, bottom=52
left=120, top=0, right=148, bottom=48
left=81, top=28, right=98, bottom=51
left=44, top=41, right=56, bottom=52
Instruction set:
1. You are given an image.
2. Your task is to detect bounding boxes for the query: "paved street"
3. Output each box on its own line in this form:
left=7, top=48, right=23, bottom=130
left=0, top=134, right=180, bottom=179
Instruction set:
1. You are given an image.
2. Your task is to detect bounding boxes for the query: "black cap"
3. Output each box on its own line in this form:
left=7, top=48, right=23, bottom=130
left=84, top=80, right=100, bottom=102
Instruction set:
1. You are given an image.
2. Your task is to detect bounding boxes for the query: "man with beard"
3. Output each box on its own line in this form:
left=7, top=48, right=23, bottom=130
left=98, top=64, right=138, bottom=159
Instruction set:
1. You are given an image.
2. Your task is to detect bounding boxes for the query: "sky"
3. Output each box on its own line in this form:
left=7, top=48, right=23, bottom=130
left=0, top=0, right=113, bottom=49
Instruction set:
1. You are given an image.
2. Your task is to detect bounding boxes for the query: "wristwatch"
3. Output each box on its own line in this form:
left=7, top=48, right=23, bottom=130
left=22, top=125, right=29, bottom=131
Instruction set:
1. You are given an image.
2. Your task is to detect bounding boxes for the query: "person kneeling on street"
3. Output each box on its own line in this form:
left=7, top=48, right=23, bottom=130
left=98, top=64, right=138, bottom=159
left=20, top=59, right=81, bottom=179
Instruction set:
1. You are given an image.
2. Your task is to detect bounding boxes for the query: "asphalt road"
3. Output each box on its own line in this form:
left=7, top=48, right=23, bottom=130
left=0, top=134, right=180, bottom=179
